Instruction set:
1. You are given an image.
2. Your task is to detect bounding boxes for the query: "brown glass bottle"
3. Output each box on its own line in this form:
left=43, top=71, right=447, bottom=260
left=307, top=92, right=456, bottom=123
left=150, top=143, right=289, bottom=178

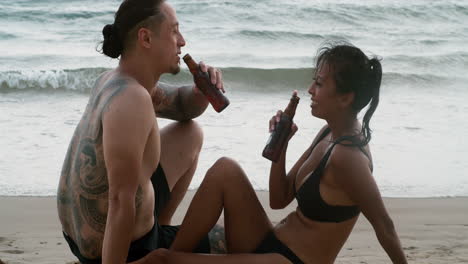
left=262, top=93, right=300, bottom=162
left=183, top=54, right=230, bottom=113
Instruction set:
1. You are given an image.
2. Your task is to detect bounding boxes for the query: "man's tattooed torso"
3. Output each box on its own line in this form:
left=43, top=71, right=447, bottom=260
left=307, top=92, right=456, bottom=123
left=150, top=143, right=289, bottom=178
left=57, top=73, right=147, bottom=258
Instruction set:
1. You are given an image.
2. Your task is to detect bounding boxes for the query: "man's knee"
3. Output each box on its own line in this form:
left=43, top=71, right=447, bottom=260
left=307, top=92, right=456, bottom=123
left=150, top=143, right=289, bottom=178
left=180, top=119, right=203, bottom=136
left=175, top=120, right=204, bottom=152
left=161, top=120, right=204, bottom=159
left=187, top=120, right=203, bottom=150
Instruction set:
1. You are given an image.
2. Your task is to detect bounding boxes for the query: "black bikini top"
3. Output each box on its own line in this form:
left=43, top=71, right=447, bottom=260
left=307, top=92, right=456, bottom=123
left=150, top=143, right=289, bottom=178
left=294, top=127, right=371, bottom=223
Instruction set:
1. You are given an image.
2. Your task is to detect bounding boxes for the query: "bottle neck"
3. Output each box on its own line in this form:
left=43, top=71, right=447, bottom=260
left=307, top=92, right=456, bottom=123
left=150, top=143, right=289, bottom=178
left=183, top=54, right=199, bottom=73
left=284, top=97, right=299, bottom=117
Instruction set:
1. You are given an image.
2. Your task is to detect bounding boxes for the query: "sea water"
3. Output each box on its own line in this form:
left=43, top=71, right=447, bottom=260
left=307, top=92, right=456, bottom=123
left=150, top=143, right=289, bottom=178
left=1, top=0, right=467, bottom=197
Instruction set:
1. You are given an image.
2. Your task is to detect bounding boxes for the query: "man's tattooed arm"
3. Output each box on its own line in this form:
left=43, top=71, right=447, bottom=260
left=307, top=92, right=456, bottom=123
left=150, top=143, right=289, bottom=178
left=152, top=82, right=209, bottom=121
left=208, top=224, right=227, bottom=254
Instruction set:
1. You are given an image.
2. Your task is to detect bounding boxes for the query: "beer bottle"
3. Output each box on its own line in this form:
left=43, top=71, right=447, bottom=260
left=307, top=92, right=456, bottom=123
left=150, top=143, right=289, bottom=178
left=183, top=54, right=230, bottom=113
left=262, top=93, right=300, bottom=162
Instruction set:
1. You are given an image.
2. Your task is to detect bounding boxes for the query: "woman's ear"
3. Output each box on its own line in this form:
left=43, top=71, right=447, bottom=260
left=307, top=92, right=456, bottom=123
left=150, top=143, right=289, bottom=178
left=339, top=91, right=355, bottom=109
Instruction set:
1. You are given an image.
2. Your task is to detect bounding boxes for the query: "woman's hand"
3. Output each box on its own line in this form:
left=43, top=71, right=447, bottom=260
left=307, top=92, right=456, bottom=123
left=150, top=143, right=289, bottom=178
left=269, top=111, right=298, bottom=143
left=269, top=90, right=298, bottom=141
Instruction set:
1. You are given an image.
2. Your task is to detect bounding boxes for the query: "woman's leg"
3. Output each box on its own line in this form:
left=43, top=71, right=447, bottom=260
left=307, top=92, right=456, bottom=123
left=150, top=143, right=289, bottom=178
left=170, top=157, right=273, bottom=253
left=141, top=248, right=291, bottom=264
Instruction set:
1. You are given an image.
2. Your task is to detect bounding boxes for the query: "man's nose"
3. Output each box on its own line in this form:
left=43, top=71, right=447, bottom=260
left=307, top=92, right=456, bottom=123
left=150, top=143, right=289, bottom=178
left=178, top=33, right=186, bottom=47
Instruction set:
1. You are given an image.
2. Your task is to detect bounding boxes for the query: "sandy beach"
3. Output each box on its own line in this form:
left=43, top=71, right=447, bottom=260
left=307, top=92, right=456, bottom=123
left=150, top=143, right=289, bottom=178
left=0, top=192, right=467, bottom=264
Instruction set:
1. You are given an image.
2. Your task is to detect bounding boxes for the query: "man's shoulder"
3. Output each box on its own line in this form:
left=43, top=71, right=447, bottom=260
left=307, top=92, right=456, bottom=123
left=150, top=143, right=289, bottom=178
left=94, top=73, right=149, bottom=105
left=99, top=78, right=154, bottom=123
left=101, top=72, right=142, bottom=93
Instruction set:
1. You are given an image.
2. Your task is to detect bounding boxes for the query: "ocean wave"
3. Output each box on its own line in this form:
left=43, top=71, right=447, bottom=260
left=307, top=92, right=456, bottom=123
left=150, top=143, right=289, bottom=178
left=384, top=52, right=468, bottom=74
left=0, top=68, right=108, bottom=93
left=1, top=67, right=466, bottom=94
left=0, top=10, right=112, bottom=23
left=331, top=2, right=467, bottom=21
left=239, top=29, right=323, bottom=41
left=3, top=1, right=466, bottom=28
left=390, top=51, right=468, bottom=62
left=0, top=67, right=309, bottom=93
left=236, top=30, right=352, bottom=43
left=50, top=11, right=112, bottom=20
left=0, top=31, right=16, bottom=40
left=382, top=72, right=455, bottom=88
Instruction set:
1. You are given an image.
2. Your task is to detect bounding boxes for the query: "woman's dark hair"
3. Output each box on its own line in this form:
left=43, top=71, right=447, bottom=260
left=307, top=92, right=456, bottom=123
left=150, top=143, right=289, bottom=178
left=315, top=41, right=382, bottom=146
left=100, top=0, right=166, bottom=58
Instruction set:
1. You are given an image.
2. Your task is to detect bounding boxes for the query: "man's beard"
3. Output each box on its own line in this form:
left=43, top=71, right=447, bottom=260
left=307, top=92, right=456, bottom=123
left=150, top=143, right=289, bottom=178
left=170, top=65, right=180, bottom=75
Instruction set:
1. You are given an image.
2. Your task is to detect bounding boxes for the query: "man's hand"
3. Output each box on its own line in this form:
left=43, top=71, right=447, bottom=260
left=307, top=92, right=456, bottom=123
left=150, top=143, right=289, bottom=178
left=197, top=61, right=225, bottom=93
left=152, top=62, right=225, bottom=121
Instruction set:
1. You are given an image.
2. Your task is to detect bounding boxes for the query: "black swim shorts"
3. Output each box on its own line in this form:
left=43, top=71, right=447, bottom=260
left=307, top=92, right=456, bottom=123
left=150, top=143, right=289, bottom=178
left=63, top=164, right=210, bottom=264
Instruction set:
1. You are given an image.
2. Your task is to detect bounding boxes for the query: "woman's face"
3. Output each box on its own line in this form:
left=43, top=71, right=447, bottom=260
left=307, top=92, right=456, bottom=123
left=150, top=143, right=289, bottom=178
left=308, top=62, right=346, bottom=120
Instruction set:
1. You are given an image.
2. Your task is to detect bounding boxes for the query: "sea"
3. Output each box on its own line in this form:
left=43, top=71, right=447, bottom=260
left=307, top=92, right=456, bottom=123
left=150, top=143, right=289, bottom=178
left=1, top=0, right=467, bottom=197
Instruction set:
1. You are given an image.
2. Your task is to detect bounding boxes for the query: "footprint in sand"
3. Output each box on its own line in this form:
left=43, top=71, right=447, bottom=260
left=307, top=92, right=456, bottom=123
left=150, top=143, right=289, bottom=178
left=436, top=245, right=454, bottom=256
left=1, top=249, right=25, bottom=254
left=403, top=246, right=418, bottom=250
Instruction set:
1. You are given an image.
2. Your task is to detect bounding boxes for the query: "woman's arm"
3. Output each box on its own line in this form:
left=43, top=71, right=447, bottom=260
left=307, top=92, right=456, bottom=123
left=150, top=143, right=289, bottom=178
left=269, top=125, right=328, bottom=209
left=330, top=145, right=408, bottom=264
left=268, top=142, right=297, bottom=209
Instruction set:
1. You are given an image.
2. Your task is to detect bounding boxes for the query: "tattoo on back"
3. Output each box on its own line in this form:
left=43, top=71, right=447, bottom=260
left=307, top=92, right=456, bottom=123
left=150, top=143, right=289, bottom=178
left=73, top=136, right=108, bottom=234
left=57, top=78, right=130, bottom=241
left=58, top=77, right=131, bottom=252
left=75, top=138, right=108, bottom=196
left=80, top=195, right=106, bottom=233
left=135, top=186, right=143, bottom=210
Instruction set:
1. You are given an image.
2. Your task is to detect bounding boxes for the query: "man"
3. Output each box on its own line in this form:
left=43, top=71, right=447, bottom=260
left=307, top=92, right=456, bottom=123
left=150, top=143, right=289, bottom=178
left=57, top=0, right=225, bottom=263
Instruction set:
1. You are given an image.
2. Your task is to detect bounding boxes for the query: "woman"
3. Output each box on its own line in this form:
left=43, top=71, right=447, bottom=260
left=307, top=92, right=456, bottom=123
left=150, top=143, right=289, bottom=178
left=140, top=42, right=408, bottom=264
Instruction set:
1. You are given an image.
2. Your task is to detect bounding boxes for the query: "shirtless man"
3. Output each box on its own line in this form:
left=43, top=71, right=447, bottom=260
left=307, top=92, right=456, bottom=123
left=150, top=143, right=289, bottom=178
left=57, top=0, right=225, bottom=263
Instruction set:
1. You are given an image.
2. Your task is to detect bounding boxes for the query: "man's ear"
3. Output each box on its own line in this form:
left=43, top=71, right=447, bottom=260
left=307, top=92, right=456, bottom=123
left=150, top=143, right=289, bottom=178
left=137, top=28, right=152, bottom=49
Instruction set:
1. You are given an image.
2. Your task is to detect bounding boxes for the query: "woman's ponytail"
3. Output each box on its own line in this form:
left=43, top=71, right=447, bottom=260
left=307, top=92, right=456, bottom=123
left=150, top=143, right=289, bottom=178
left=360, top=57, right=382, bottom=146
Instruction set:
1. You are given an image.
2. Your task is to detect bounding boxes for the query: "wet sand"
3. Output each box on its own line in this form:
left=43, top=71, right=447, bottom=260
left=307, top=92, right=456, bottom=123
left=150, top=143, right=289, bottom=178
left=0, top=192, right=467, bottom=263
